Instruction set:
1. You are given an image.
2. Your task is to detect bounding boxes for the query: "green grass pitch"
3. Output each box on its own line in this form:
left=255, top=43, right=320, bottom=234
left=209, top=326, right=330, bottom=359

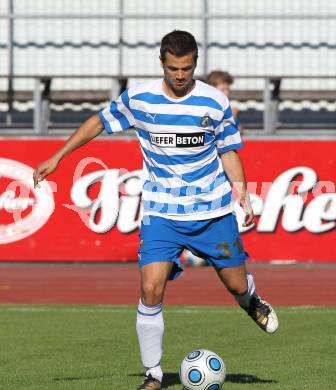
left=0, top=305, right=335, bottom=389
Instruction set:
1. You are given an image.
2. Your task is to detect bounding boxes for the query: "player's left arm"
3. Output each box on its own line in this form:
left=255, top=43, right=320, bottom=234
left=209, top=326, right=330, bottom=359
left=215, top=96, right=252, bottom=226
left=220, top=150, right=254, bottom=227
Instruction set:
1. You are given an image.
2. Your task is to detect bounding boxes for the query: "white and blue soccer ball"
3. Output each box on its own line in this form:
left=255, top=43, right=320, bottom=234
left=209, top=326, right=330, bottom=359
left=179, top=349, right=226, bottom=390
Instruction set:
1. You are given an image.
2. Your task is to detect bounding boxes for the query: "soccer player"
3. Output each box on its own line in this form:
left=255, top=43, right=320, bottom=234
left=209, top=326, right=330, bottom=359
left=33, top=30, right=278, bottom=390
left=207, top=70, right=244, bottom=135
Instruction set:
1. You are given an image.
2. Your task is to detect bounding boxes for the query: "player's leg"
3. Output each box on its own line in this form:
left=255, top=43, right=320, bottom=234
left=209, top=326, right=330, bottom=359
left=136, top=262, right=173, bottom=390
left=186, top=213, right=278, bottom=334
left=140, top=261, right=173, bottom=306
left=214, top=262, right=249, bottom=296
left=136, top=216, right=184, bottom=390
left=215, top=264, right=278, bottom=333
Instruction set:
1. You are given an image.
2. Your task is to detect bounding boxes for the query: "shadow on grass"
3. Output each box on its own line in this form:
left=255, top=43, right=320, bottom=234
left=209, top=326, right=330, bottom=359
left=130, top=372, right=277, bottom=388
left=130, top=372, right=180, bottom=388
left=53, top=374, right=113, bottom=382
left=226, top=374, right=277, bottom=384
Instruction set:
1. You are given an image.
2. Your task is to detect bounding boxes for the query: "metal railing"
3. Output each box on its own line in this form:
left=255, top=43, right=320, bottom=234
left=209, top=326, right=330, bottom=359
left=1, top=74, right=336, bottom=136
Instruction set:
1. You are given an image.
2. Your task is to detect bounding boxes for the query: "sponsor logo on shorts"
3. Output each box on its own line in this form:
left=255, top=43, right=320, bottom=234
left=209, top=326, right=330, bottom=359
left=149, top=132, right=205, bottom=148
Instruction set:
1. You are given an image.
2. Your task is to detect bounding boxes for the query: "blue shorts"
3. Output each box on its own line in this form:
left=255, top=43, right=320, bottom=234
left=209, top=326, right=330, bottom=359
left=138, top=213, right=248, bottom=280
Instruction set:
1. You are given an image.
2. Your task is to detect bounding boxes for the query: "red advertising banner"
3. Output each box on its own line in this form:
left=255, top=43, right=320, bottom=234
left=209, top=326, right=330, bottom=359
left=0, top=139, right=335, bottom=262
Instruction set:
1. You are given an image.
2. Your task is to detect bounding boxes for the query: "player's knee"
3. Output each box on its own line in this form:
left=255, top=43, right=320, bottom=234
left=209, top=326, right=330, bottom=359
left=141, top=282, right=164, bottom=306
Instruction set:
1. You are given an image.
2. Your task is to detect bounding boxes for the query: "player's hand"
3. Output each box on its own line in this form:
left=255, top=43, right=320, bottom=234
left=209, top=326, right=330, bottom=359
left=239, top=194, right=255, bottom=227
left=33, top=157, right=59, bottom=188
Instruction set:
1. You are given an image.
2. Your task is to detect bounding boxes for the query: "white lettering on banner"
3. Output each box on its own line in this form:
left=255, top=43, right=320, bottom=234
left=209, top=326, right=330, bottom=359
left=0, top=190, right=35, bottom=211
left=0, top=158, right=55, bottom=244
left=303, top=194, right=336, bottom=233
left=70, top=169, right=142, bottom=233
left=70, top=165, right=335, bottom=235
left=235, top=166, right=336, bottom=233
left=257, top=166, right=335, bottom=232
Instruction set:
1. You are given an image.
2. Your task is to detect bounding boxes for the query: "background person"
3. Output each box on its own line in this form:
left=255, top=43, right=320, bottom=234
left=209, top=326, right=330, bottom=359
left=207, top=70, right=244, bottom=135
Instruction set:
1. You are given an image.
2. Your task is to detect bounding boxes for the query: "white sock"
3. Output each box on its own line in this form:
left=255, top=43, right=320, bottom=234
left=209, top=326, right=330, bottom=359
left=136, top=299, right=164, bottom=382
left=146, top=365, right=163, bottom=382
left=234, top=272, right=256, bottom=309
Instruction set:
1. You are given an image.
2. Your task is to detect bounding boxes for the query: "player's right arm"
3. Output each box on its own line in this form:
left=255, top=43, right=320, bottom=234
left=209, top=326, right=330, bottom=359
left=33, top=113, right=103, bottom=188
left=34, top=87, right=136, bottom=188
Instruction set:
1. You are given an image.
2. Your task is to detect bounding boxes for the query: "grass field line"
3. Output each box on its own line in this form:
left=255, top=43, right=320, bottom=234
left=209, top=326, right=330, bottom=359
left=0, top=305, right=335, bottom=314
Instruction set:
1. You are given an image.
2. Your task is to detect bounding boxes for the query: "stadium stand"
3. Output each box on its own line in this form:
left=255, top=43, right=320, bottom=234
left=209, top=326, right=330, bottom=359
left=0, top=0, right=335, bottom=133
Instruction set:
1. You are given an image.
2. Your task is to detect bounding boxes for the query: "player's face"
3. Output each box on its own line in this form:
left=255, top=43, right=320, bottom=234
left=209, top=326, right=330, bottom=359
left=215, top=82, right=230, bottom=96
left=161, top=52, right=196, bottom=98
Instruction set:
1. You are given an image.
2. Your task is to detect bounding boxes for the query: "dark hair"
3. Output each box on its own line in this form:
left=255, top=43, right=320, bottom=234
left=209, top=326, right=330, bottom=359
left=207, top=70, right=234, bottom=86
left=160, top=30, right=198, bottom=63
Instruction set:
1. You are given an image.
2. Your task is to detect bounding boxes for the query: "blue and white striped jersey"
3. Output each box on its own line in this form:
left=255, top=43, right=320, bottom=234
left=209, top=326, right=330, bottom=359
left=99, top=79, right=243, bottom=221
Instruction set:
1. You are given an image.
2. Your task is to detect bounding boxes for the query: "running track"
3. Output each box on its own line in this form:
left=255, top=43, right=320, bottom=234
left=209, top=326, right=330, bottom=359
left=0, top=264, right=335, bottom=306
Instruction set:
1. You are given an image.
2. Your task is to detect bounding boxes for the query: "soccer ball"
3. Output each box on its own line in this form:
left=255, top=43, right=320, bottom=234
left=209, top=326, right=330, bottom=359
left=179, top=349, right=226, bottom=390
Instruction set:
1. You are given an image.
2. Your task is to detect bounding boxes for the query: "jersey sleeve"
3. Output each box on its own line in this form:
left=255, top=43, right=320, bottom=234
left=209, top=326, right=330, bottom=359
left=214, top=102, right=243, bottom=154
left=98, top=89, right=135, bottom=134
